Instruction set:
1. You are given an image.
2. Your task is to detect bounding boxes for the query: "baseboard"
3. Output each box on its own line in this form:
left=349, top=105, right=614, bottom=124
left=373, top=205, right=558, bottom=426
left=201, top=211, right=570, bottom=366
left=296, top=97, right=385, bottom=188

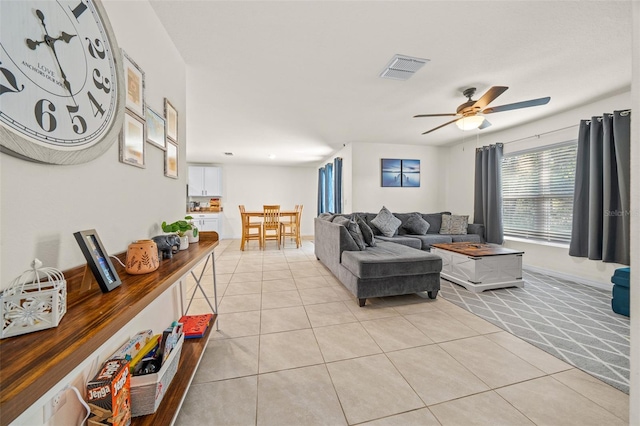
left=522, top=264, right=613, bottom=291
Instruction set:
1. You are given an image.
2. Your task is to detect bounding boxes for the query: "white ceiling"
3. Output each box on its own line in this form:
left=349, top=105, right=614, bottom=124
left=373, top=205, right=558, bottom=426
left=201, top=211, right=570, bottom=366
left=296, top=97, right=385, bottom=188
left=149, top=1, right=632, bottom=166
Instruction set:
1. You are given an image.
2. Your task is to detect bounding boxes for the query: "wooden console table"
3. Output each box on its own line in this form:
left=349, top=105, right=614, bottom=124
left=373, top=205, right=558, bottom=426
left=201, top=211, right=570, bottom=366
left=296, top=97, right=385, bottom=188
left=0, top=232, right=219, bottom=425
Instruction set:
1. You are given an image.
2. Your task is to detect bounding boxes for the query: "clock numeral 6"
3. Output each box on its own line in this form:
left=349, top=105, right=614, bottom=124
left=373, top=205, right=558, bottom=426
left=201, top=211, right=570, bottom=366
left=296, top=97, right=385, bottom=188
left=35, top=99, right=57, bottom=132
left=85, top=37, right=105, bottom=60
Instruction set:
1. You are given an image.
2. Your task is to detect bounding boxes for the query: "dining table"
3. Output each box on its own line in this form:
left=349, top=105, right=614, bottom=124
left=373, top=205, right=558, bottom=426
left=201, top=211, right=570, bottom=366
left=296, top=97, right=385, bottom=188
left=240, top=209, right=301, bottom=249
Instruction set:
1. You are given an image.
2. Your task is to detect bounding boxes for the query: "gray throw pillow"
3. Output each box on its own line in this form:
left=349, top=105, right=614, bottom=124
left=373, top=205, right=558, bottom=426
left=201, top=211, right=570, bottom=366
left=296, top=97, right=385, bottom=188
left=355, top=215, right=376, bottom=247
left=346, top=219, right=366, bottom=250
left=370, top=206, right=402, bottom=237
left=404, top=213, right=430, bottom=235
left=440, top=214, right=469, bottom=235
left=332, top=215, right=350, bottom=226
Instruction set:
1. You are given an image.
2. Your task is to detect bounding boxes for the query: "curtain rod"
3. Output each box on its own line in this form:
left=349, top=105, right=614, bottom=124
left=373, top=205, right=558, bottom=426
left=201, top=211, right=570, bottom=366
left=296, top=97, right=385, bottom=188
left=501, top=124, right=579, bottom=145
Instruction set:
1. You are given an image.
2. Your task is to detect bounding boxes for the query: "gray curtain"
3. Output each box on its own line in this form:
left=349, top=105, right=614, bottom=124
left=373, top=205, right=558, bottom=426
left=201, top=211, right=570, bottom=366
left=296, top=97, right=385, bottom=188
left=317, top=167, right=325, bottom=216
left=569, top=110, right=630, bottom=265
left=333, top=157, right=343, bottom=213
left=473, top=144, right=504, bottom=244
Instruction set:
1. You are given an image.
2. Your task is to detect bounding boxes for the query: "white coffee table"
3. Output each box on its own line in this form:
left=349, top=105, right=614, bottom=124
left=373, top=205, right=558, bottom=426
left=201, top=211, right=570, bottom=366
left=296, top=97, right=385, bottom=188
left=431, top=243, right=524, bottom=293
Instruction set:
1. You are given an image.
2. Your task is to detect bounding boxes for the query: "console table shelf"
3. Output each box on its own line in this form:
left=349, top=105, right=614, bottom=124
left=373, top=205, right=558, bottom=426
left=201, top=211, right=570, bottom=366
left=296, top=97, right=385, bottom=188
left=0, top=232, right=219, bottom=426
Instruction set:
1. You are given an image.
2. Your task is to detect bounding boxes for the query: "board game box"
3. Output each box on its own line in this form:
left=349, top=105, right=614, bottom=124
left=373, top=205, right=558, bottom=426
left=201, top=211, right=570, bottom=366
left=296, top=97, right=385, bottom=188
left=87, top=358, right=131, bottom=426
left=179, top=314, right=213, bottom=338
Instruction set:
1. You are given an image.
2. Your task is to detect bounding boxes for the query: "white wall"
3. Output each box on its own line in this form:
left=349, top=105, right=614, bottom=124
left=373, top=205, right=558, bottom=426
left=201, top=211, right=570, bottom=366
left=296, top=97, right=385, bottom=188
left=0, top=0, right=187, bottom=288
left=218, top=164, right=317, bottom=240
left=629, top=2, right=639, bottom=423
left=441, top=91, right=632, bottom=285
left=348, top=142, right=446, bottom=213
left=4, top=1, right=188, bottom=424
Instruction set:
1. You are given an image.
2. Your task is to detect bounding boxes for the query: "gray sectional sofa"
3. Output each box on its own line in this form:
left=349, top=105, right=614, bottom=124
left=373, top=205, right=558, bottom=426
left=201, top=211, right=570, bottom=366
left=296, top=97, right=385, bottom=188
left=314, top=211, right=485, bottom=306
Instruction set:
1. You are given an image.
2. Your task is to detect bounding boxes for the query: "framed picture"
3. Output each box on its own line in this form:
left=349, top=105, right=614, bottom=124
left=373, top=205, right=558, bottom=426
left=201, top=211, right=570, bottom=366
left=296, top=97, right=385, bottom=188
left=73, top=229, right=122, bottom=293
left=146, top=107, right=166, bottom=149
left=120, top=111, right=146, bottom=168
left=165, top=140, right=178, bottom=179
left=122, top=49, right=145, bottom=118
left=165, top=98, right=178, bottom=142
left=381, top=158, right=420, bottom=187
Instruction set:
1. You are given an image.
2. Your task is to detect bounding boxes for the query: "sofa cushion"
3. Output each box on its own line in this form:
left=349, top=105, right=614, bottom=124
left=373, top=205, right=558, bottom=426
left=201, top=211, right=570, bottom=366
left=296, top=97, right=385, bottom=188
left=346, top=219, right=366, bottom=250
left=421, top=212, right=450, bottom=234
left=406, top=234, right=453, bottom=249
left=451, top=234, right=482, bottom=243
left=376, top=235, right=422, bottom=250
left=355, top=215, right=376, bottom=247
left=371, top=206, right=402, bottom=237
left=404, top=213, right=430, bottom=235
left=331, top=216, right=361, bottom=252
left=440, top=214, right=468, bottom=235
left=341, top=241, right=442, bottom=279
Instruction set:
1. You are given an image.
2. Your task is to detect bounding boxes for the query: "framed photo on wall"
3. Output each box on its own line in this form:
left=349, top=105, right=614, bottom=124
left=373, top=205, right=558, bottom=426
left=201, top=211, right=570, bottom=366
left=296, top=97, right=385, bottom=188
left=381, top=158, right=420, bottom=187
left=165, top=98, right=178, bottom=142
left=120, top=111, right=146, bottom=168
left=146, top=107, right=166, bottom=149
left=122, top=50, right=145, bottom=118
left=165, top=140, right=178, bottom=178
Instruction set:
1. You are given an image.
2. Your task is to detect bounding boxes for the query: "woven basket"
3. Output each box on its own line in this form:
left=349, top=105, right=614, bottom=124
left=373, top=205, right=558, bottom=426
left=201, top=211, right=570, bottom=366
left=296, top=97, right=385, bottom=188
left=1, top=259, right=67, bottom=339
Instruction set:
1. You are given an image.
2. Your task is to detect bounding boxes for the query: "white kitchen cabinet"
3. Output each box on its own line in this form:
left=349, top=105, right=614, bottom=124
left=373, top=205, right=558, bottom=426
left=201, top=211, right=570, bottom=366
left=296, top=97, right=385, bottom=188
left=188, top=166, right=222, bottom=197
left=191, top=213, right=222, bottom=237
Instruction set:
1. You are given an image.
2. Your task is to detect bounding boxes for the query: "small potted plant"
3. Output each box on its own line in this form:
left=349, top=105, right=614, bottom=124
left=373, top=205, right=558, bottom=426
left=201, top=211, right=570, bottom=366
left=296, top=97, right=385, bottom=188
left=185, top=216, right=199, bottom=243
left=161, top=219, right=193, bottom=250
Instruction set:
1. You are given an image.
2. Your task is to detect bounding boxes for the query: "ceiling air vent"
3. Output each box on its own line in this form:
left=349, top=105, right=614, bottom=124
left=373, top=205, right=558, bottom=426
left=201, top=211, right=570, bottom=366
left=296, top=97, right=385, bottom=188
left=379, top=54, right=429, bottom=81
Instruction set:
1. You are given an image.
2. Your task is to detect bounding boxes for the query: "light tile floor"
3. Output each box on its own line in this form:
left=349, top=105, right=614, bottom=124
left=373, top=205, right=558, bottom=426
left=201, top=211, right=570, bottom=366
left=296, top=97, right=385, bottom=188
left=176, top=239, right=629, bottom=425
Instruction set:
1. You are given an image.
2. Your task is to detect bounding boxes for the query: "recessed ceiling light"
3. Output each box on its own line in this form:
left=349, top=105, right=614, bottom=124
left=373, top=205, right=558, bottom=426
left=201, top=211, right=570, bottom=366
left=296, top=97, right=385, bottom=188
left=224, top=152, right=233, bottom=156
left=379, top=54, right=429, bottom=81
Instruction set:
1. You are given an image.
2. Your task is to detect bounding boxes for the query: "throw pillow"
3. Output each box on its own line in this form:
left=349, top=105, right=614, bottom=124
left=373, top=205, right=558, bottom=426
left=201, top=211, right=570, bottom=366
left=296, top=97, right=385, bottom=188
left=332, top=215, right=350, bottom=225
left=404, top=213, right=430, bottom=235
left=370, top=206, right=402, bottom=238
left=346, top=219, right=366, bottom=250
left=355, top=215, right=376, bottom=247
left=331, top=216, right=360, bottom=251
left=440, top=214, right=469, bottom=235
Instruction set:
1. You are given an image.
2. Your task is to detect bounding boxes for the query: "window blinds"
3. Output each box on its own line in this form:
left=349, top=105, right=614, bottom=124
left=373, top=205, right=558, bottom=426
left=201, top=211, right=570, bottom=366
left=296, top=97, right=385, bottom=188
left=502, top=142, right=577, bottom=243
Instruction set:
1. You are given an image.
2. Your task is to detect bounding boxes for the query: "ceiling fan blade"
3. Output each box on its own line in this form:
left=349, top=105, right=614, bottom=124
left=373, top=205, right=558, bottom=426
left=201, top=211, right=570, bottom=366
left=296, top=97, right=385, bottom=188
left=473, top=86, right=508, bottom=110
left=422, top=117, right=460, bottom=135
left=478, top=119, right=492, bottom=130
left=413, top=113, right=458, bottom=118
left=482, top=96, right=551, bottom=114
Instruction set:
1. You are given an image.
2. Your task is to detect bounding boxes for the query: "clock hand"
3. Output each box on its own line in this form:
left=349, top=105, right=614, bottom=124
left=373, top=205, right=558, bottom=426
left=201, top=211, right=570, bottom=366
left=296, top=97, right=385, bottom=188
left=28, top=9, right=77, bottom=103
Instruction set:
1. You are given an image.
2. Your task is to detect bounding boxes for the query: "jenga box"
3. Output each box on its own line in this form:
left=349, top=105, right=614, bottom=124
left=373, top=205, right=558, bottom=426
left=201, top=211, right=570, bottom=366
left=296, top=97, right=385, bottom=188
left=87, top=359, right=131, bottom=426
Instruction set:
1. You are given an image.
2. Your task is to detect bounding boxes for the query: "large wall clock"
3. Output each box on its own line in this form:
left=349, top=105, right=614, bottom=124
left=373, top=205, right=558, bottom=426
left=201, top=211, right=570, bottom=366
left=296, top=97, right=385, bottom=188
left=0, top=0, right=124, bottom=165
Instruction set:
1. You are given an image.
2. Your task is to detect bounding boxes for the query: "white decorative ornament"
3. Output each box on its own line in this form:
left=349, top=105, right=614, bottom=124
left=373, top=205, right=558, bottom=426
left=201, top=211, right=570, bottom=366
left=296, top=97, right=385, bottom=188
left=1, top=259, right=67, bottom=339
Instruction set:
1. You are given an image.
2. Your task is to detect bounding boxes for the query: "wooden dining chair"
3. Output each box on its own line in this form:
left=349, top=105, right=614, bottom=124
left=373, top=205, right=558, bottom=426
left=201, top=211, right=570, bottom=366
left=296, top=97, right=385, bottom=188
left=239, top=205, right=262, bottom=250
left=262, top=205, right=281, bottom=249
left=281, top=204, right=303, bottom=248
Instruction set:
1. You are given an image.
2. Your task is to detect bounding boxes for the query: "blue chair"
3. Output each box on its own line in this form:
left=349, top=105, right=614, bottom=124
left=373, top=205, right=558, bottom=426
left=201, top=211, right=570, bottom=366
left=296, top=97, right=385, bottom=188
left=611, top=267, right=630, bottom=317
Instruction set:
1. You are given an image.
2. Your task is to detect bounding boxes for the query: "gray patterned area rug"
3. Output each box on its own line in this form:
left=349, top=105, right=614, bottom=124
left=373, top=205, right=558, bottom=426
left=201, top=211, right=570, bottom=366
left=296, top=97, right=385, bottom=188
left=440, top=270, right=630, bottom=393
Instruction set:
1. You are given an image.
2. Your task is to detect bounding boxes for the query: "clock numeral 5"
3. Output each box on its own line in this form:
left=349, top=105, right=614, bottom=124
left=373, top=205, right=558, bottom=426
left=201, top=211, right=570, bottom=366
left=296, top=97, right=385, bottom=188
left=0, top=62, right=25, bottom=96
left=67, top=104, right=87, bottom=134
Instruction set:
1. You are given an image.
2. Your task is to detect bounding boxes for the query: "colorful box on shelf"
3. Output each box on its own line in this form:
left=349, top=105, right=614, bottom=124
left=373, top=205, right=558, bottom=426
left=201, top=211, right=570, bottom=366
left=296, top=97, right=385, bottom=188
left=130, top=333, right=184, bottom=417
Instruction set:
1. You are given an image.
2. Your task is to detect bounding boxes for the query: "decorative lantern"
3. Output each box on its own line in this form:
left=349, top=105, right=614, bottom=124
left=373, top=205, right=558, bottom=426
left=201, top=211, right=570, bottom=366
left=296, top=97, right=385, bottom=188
left=1, top=259, right=67, bottom=339
left=126, top=240, right=160, bottom=274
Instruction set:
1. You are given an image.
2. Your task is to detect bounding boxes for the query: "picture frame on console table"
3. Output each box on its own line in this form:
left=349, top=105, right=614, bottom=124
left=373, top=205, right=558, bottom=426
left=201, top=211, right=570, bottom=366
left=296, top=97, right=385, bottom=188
left=73, top=229, right=122, bottom=293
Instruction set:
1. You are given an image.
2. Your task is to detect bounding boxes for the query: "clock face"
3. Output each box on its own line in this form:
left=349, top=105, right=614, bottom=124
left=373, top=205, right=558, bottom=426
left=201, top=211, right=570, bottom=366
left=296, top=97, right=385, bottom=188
left=0, top=0, right=124, bottom=163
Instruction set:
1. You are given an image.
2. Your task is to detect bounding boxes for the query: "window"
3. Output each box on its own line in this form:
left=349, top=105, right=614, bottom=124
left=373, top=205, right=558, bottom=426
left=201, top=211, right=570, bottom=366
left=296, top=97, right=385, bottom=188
left=502, top=142, right=577, bottom=243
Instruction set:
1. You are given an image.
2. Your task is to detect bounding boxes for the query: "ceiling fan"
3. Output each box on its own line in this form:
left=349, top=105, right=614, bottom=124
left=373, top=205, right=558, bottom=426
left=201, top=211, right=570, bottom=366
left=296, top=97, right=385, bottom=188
left=414, top=86, right=550, bottom=135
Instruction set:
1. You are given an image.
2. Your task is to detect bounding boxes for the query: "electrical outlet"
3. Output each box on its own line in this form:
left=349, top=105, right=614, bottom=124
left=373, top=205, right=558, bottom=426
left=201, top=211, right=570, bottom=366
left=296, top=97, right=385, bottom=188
left=43, top=388, right=67, bottom=422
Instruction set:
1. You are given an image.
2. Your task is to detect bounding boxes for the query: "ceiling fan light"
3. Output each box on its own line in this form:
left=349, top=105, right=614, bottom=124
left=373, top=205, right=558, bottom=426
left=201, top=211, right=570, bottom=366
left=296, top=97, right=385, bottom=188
left=456, top=115, right=485, bottom=131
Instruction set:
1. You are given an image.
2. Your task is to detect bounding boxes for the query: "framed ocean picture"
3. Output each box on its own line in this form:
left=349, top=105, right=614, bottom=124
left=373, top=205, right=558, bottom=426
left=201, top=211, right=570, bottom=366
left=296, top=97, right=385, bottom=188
left=381, top=158, right=420, bottom=187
